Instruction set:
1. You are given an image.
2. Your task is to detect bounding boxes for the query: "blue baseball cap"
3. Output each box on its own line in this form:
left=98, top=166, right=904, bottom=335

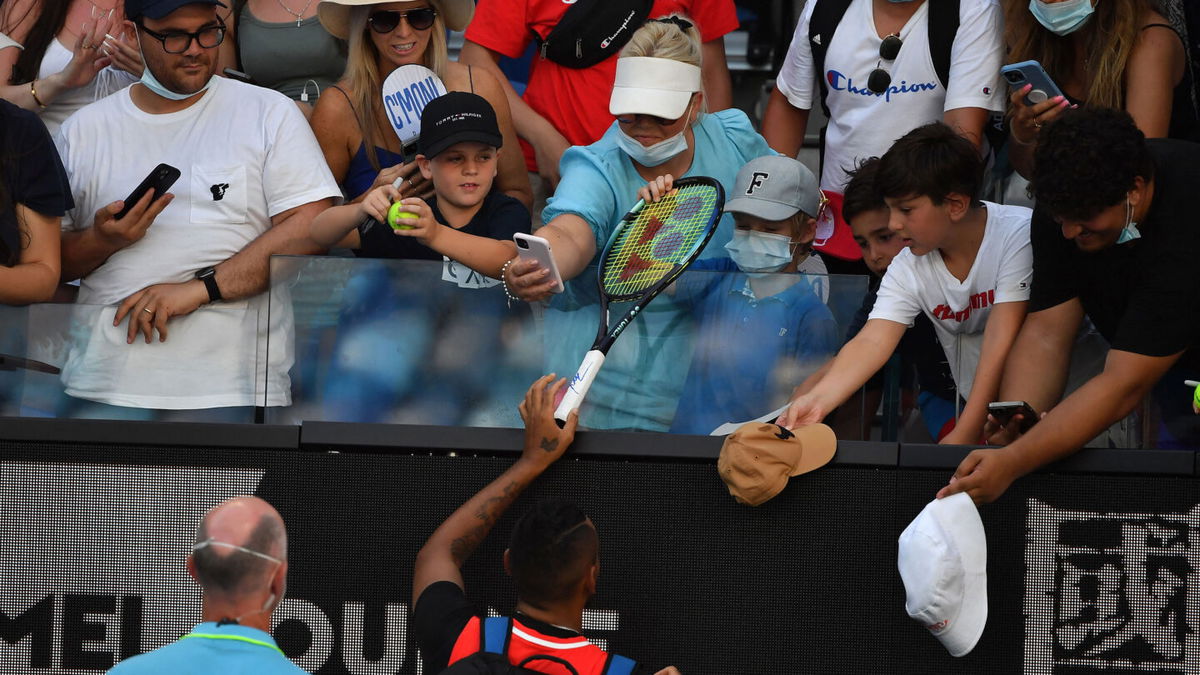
left=126, top=0, right=227, bottom=21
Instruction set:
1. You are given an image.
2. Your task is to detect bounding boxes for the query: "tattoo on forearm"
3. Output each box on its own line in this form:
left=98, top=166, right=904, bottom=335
left=539, top=437, right=558, bottom=453
left=449, top=479, right=525, bottom=565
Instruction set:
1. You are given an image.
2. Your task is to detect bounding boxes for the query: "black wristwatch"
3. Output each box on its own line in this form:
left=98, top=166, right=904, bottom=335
left=195, top=266, right=222, bottom=303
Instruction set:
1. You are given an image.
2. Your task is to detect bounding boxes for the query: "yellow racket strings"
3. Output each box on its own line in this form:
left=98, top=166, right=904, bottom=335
left=602, top=186, right=717, bottom=297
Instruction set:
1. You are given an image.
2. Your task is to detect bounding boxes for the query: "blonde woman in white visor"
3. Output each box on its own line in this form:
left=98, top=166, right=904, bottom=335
left=504, top=16, right=775, bottom=431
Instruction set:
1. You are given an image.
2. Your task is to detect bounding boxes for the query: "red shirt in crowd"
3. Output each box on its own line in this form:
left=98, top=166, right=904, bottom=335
left=465, top=0, right=739, bottom=172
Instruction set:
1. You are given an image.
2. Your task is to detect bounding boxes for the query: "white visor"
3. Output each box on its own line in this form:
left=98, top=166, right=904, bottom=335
left=610, top=57, right=702, bottom=120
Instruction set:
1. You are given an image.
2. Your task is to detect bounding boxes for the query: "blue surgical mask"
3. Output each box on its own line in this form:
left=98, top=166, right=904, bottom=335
left=140, top=64, right=214, bottom=100
left=1117, top=196, right=1141, bottom=244
left=724, top=229, right=795, bottom=274
left=612, top=107, right=693, bottom=167
left=137, top=38, right=214, bottom=101
left=1029, top=0, right=1095, bottom=36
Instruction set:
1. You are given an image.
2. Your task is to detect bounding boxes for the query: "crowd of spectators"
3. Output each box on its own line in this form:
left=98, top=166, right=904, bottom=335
left=1, top=0, right=1199, bottom=514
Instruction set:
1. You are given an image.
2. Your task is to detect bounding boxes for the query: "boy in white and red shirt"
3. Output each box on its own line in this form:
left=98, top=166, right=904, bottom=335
left=779, top=123, right=1032, bottom=445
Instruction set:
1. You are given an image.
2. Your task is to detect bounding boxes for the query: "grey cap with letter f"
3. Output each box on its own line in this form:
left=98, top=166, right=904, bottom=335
left=724, top=155, right=821, bottom=222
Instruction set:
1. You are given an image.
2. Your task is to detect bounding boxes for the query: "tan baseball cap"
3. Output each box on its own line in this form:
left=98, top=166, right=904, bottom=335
left=717, top=422, right=837, bottom=506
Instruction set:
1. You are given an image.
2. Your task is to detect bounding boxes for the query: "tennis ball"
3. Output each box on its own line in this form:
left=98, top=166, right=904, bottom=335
left=388, top=202, right=418, bottom=230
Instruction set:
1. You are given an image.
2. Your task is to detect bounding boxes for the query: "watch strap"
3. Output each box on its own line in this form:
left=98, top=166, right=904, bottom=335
left=196, top=267, right=222, bottom=303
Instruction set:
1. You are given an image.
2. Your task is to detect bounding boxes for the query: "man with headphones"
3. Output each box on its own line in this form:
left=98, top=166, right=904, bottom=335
left=108, top=496, right=301, bottom=674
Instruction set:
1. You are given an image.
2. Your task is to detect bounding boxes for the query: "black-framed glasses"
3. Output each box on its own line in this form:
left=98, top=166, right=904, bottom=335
left=138, top=20, right=225, bottom=53
left=867, top=33, right=902, bottom=95
left=367, top=7, right=437, bottom=33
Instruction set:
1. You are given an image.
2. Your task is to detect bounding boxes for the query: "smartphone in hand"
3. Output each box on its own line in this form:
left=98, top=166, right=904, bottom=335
left=114, top=163, right=180, bottom=220
left=1001, top=60, right=1066, bottom=107
left=987, top=400, right=1038, bottom=433
left=514, top=233, right=565, bottom=294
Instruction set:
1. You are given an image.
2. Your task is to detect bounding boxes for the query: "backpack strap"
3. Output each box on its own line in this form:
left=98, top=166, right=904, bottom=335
left=927, top=0, right=960, bottom=91
left=600, top=653, right=637, bottom=675
left=807, top=0, right=853, bottom=119
left=482, top=616, right=513, bottom=656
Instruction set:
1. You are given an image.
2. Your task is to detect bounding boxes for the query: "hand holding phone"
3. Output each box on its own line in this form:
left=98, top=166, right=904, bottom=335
left=514, top=233, right=565, bottom=294
left=1001, top=61, right=1065, bottom=106
left=94, top=164, right=178, bottom=249
left=114, top=164, right=180, bottom=220
left=987, top=400, right=1038, bottom=434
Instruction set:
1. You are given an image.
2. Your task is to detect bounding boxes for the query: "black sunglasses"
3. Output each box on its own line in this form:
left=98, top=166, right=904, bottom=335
left=867, top=33, right=902, bottom=95
left=367, top=7, right=437, bottom=33
left=138, top=19, right=225, bottom=54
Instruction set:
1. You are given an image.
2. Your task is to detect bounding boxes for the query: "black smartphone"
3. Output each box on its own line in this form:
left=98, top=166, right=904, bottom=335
left=987, top=400, right=1038, bottom=432
left=223, top=67, right=256, bottom=84
left=114, top=163, right=180, bottom=220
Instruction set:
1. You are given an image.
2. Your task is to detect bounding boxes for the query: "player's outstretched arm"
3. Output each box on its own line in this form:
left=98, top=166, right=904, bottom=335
left=412, top=375, right=578, bottom=605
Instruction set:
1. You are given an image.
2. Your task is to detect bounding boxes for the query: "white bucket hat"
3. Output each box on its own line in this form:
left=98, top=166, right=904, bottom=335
left=897, top=493, right=988, bottom=657
left=317, top=0, right=474, bottom=40
left=609, top=56, right=702, bottom=121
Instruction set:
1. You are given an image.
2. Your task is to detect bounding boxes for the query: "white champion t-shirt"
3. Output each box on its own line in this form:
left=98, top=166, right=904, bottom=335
left=775, top=0, right=1004, bottom=193
left=868, top=202, right=1033, bottom=398
left=56, top=76, right=341, bottom=409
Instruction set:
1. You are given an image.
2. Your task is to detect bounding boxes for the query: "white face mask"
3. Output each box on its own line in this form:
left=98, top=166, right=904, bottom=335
left=724, top=229, right=795, bottom=274
left=612, top=106, right=693, bottom=167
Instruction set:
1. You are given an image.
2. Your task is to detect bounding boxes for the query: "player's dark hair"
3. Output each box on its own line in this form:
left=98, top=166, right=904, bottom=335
left=1030, top=107, right=1154, bottom=221
left=841, top=157, right=886, bottom=225
left=509, top=500, right=598, bottom=608
left=192, top=516, right=283, bottom=597
left=876, top=123, right=983, bottom=205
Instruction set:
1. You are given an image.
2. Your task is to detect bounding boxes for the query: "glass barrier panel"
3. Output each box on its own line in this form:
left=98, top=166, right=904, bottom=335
left=0, top=302, right=259, bottom=423
left=267, top=255, right=870, bottom=435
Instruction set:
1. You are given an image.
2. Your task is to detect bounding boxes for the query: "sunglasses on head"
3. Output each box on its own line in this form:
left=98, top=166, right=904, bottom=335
left=867, top=33, right=902, bottom=95
left=367, top=7, right=437, bottom=33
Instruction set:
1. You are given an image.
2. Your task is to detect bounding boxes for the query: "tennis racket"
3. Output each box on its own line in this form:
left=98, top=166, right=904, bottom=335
left=553, top=176, right=725, bottom=426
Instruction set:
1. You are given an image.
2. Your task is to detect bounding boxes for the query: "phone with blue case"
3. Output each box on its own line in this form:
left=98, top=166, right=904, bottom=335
left=1001, top=60, right=1066, bottom=106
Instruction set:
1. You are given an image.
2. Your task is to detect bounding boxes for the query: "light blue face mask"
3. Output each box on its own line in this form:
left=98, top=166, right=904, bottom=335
left=613, top=124, right=690, bottom=167
left=1116, top=196, right=1142, bottom=244
left=1029, top=0, right=1095, bottom=36
left=141, top=64, right=214, bottom=100
left=137, top=36, right=214, bottom=101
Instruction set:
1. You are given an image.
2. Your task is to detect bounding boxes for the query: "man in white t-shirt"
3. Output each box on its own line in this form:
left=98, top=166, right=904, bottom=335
left=779, top=123, right=1031, bottom=446
left=55, top=0, right=340, bottom=412
left=761, top=0, right=1003, bottom=264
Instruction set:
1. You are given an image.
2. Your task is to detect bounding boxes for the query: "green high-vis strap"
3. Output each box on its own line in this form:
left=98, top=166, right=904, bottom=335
left=181, top=632, right=285, bottom=655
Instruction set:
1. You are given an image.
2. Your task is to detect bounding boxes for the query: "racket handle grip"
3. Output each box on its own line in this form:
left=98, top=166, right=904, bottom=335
left=555, top=350, right=605, bottom=427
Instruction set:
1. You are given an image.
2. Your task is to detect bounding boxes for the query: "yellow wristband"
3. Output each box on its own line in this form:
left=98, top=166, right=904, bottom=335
left=30, top=80, right=47, bottom=109
left=1193, top=384, right=1199, bottom=410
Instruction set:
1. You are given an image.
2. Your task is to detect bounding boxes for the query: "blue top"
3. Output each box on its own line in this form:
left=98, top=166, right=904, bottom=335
left=108, top=622, right=305, bottom=675
left=541, top=110, right=775, bottom=430
left=343, top=143, right=405, bottom=200
left=669, top=258, right=840, bottom=434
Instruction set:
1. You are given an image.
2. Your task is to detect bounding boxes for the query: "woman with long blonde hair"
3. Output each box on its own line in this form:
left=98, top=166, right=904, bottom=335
left=310, top=0, right=530, bottom=208
left=1006, top=0, right=1194, bottom=177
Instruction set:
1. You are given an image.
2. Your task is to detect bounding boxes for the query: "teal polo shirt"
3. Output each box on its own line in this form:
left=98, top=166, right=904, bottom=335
left=108, top=622, right=306, bottom=674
